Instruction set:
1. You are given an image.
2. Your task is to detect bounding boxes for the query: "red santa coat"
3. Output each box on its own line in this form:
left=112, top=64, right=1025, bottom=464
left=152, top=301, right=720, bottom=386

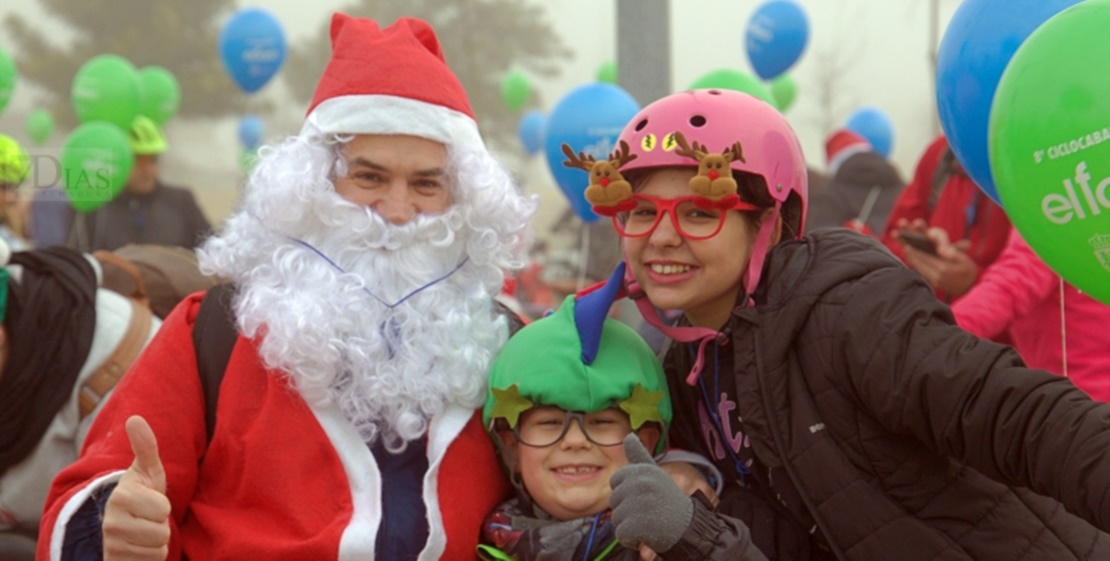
left=39, top=293, right=511, bottom=560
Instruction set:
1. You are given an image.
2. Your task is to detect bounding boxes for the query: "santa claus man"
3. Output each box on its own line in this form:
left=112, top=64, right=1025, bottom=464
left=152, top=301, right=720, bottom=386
left=39, top=13, right=534, bottom=561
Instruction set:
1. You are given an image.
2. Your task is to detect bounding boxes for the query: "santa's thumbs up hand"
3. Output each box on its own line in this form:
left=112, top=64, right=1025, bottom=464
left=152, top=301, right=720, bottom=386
left=609, top=434, right=694, bottom=554
left=125, top=415, right=167, bottom=493
left=102, top=415, right=172, bottom=561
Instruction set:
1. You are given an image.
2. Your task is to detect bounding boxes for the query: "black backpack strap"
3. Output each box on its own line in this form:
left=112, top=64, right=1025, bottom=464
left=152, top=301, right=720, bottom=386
left=192, top=283, right=238, bottom=444
left=926, top=146, right=957, bottom=216
left=492, top=298, right=526, bottom=336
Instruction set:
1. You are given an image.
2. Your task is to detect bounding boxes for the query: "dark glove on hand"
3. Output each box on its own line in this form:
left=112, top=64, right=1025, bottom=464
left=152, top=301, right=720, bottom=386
left=610, top=433, right=694, bottom=553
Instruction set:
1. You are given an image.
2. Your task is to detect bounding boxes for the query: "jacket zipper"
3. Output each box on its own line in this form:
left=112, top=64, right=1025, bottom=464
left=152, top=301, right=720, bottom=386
left=752, top=338, right=848, bottom=561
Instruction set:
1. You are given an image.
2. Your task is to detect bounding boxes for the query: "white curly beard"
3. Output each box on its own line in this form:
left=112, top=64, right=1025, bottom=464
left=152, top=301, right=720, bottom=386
left=199, top=134, right=534, bottom=452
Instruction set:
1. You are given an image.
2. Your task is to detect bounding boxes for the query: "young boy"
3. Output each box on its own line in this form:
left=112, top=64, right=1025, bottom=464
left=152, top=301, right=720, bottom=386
left=480, top=263, right=765, bottom=560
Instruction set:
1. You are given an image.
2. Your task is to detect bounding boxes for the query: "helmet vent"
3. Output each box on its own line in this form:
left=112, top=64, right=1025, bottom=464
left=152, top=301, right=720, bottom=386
left=634, top=118, right=649, bottom=132
left=706, top=90, right=722, bottom=95
left=689, top=115, right=707, bottom=127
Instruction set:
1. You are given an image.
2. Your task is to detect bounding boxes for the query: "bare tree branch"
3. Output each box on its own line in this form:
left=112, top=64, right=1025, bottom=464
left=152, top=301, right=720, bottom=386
left=804, top=0, right=868, bottom=137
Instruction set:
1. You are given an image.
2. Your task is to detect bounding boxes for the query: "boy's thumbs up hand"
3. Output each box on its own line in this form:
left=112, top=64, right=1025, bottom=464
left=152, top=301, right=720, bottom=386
left=102, top=415, right=172, bottom=561
left=610, top=434, right=694, bottom=554
left=621, top=431, right=655, bottom=465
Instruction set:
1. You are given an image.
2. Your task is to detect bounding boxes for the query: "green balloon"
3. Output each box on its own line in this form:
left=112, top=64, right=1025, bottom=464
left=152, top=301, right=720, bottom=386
left=501, top=70, right=530, bottom=111
left=770, top=74, right=798, bottom=112
left=138, top=66, right=181, bottom=125
left=988, top=0, right=1110, bottom=305
left=61, top=121, right=134, bottom=213
left=25, top=109, right=55, bottom=145
left=596, top=60, right=618, bottom=84
left=71, top=55, right=142, bottom=130
left=689, top=69, right=777, bottom=107
left=239, top=147, right=259, bottom=173
left=0, top=47, right=16, bottom=115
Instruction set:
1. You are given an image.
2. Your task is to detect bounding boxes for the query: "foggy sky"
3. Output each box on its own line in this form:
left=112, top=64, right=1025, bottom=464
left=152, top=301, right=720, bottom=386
left=0, top=0, right=963, bottom=224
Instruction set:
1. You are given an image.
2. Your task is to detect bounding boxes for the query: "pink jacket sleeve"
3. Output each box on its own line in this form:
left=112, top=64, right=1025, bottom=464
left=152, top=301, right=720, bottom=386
left=951, top=230, right=1056, bottom=339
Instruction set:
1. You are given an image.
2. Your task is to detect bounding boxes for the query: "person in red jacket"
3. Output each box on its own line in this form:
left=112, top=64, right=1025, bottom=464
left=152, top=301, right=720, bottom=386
left=881, top=135, right=1011, bottom=302
left=38, top=14, right=535, bottom=561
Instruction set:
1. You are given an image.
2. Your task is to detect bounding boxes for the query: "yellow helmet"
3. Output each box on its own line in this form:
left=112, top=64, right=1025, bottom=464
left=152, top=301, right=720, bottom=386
left=0, top=134, right=29, bottom=186
left=129, top=116, right=168, bottom=155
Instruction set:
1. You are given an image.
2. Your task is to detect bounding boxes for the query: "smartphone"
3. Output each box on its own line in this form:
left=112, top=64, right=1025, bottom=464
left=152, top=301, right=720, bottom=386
left=897, top=230, right=938, bottom=256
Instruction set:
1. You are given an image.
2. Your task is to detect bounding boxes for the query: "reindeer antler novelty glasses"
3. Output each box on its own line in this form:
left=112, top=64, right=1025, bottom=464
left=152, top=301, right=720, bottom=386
left=613, top=194, right=760, bottom=240
left=563, top=131, right=757, bottom=238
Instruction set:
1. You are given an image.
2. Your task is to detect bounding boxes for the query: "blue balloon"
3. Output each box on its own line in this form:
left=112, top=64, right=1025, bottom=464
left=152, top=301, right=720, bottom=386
left=238, top=115, right=264, bottom=149
left=219, top=8, right=286, bottom=94
left=518, top=110, right=546, bottom=156
left=845, top=107, right=894, bottom=159
left=544, top=84, right=640, bottom=223
left=936, top=0, right=1081, bottom=205
left=745, top=0, right=810, bottom=80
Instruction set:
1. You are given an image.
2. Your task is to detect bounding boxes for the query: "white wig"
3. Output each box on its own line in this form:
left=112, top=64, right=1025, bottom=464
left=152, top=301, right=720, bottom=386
left=199, top=132, right=536, bottom=451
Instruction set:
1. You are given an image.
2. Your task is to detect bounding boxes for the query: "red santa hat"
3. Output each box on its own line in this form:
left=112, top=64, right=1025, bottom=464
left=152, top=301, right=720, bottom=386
left=301, top=14, right=486, bottom=153
left=824, top=128, right=871, bottom=175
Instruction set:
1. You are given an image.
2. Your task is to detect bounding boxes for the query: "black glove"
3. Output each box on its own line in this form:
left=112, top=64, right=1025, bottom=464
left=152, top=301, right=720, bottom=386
left=609, top=434, right=694, bottom=552
left=717, top=484, right=819, bottom=560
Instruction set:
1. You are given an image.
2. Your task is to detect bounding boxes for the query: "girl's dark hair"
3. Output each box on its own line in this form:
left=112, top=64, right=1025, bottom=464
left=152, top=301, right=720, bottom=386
left=735, top=171, right=804, bottom=239
left=628, top=167, right=804, bottom=239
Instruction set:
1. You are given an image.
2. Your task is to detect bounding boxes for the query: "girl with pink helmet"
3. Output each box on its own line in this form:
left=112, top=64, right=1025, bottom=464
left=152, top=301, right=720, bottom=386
left=565, top=89, right=1110, bottom=560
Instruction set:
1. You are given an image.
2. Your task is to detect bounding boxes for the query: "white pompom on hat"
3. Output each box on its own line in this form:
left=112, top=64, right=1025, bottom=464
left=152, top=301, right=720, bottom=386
left=300, top=14, right=486, bottom=153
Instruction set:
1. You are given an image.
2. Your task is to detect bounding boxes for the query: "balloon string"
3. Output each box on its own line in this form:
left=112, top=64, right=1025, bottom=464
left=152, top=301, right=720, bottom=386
left=243, top=88, right=259, bottom=113
left=70, top=213, right=88, bottom=252
left=1059, top=276, right=1068, bottom=379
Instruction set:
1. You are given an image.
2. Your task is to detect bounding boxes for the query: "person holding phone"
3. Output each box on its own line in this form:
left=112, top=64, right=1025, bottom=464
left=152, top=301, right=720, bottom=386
left=894, top=230, right=937, bottom=255
left=880, top=136, right=1011, bottom=302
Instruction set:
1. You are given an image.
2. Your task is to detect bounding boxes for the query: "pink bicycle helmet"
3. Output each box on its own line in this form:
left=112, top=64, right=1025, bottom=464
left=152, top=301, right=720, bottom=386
left=616, top=88, right=808, bottom=225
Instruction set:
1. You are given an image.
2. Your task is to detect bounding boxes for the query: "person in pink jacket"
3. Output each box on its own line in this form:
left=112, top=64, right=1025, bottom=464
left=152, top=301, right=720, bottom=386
left=951, top=229, right=1110, bottom=402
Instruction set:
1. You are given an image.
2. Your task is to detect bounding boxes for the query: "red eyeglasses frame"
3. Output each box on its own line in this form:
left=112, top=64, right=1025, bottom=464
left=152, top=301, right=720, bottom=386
left=611, top=193, right=761, bottom=240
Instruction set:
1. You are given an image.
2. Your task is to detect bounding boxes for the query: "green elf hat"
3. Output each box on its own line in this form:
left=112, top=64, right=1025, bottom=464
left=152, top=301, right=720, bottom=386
left=484, top=262, right=671, bottom=451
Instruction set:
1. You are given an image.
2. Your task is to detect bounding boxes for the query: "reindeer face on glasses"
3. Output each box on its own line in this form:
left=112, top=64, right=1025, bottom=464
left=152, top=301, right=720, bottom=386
left=561, top=140, right=639, bottom=216
left=670, top=131, right=744, bottom=207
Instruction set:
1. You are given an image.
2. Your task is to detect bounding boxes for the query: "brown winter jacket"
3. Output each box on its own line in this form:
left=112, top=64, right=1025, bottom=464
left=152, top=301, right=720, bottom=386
left=687, top=229, right=1110, bottom=560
